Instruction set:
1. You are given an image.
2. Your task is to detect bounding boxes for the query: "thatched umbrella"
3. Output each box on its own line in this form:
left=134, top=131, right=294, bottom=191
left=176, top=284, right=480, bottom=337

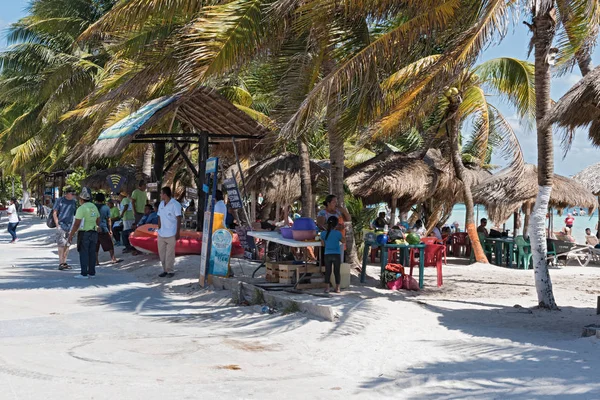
left=345, top=148, right=491, bottom=224
left=473, top=164, right=597, bottom=233
left=573, top=162, right=600, bottom=231
left=81, top=166, right=138, bottom=194
left=244, top=152, right=328, bottom=218
left=544, top=66, right=600, bottom=145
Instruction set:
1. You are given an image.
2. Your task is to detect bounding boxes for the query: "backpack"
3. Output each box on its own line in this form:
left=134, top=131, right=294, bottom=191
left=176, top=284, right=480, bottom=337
left=46, top=198, right=59, bottom=228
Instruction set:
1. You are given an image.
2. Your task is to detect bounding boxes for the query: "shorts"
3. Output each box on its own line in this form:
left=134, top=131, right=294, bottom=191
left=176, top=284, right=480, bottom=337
left=55, top=228, right=69, bottom=247
left=96, top=232, right=114, bottom=252
left=123, top=220, right=134, bottom=231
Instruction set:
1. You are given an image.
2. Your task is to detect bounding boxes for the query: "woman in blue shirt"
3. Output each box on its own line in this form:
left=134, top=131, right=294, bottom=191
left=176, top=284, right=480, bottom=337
left=320, top=216, right=344, bottom=293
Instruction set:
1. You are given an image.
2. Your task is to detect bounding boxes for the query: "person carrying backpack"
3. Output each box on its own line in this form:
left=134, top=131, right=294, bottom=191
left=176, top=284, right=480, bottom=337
left=51, top=187, right=77, bottom=270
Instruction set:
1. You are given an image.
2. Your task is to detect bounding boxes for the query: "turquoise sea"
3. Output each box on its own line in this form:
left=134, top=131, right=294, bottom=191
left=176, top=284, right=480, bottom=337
left=447, top=204, right=596, bottom=245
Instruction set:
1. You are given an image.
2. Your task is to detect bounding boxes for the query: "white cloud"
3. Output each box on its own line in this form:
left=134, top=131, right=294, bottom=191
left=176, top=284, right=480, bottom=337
left=555, top=73, right=582, bottom=87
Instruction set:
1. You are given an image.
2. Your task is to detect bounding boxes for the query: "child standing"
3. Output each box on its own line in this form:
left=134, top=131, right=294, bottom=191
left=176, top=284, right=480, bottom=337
left=320, top=216, right=344, bottom=293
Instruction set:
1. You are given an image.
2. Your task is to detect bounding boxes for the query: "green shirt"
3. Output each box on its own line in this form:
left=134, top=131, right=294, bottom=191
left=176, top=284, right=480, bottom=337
left=131, top=189, right=147, bottom=214
left=121, top=197, right=135, bottom=221
left=75, top=202, right=99, bottom=231
left=110, top=206, right=120, bottom=219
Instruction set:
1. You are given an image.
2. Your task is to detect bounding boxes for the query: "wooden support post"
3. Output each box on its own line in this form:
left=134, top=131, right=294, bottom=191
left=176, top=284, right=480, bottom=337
left=154, top=142, right=166, bottom=200
left=250, top=190, right=256, bottom=223
left=513, top=211, right=519, bottom=237
left=523, top=203, right=531, bottom=237
left=390, top=196, right=397, bottom=226
left=197, top=133, right=209, bottom=231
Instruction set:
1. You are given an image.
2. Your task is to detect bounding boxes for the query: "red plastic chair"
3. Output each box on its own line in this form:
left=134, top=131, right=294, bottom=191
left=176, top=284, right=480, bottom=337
left=388, top=249, right=401, bottom=263
left=421, top=237, right=439, bottom=245
left=421, top=237, right=447, bottom=264
left=409, top=244, right=444, bottom=287
left=451, top=232, right=471, bottom=257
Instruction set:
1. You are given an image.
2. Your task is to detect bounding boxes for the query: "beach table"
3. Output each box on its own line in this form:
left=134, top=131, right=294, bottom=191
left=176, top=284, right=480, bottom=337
left=361, top=242, right=427, bottom=289
left=246, top=231, right=322, bottom=287
left=484, top=237, right=515, bottom=268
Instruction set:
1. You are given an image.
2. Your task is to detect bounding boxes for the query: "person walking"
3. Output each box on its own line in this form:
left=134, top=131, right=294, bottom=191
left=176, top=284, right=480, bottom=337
left=94, top=193, right=121, bottom=265
left=131, top=180, right=148, bottom=225
left=53, top=187, right=77, bottom=270
left=67, top=187, right=99, bottom=279
left=7, top=197, right=20, bottom=243
left=157, top=186, right=182, bottom=278
left=119, top=191, right=136, bottom=253
left=320, top=216, right=344, bottom=293
left=108, top=200, right=122, bottom=245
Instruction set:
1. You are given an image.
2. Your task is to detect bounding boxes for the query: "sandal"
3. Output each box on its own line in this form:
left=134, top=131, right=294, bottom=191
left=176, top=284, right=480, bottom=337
left=58, top=263, right=72, bottom=271
left=111, top=259, right=124, bottom=264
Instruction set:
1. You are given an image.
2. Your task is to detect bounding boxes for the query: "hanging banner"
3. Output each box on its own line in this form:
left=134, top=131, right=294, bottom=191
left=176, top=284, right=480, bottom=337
left=106, top=174, right=126, bottom=194
left=199, top=157, right=219, bottom=287
left=146, top=182, right=158, bottom=192
left=223, top=178, right=243, bottom=209
left=209, top=229, right=233, bottom=277
left=186, top=187, right=198, bottom=199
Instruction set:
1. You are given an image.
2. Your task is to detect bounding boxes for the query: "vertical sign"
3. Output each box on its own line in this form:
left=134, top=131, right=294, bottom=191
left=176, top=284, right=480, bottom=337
left=223, top=178, right=243, bottom=209
left=209, top=229, right=233, bottom=277
left=199, top=157, right=219, bottom=286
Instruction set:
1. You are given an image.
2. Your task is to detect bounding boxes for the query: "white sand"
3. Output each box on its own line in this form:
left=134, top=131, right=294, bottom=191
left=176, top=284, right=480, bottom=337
left=1, top=215, right=600, bottom=399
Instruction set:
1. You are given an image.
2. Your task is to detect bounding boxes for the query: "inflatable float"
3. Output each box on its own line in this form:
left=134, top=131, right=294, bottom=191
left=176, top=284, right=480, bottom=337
left=22, top=208, right=36, bottom=213
left=128, top=224, right=244, bottom=257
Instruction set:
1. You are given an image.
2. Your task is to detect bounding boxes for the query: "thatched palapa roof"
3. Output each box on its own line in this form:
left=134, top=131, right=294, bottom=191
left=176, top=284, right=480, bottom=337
left=91, top=87, right=271, bottom=159
left=244, top=152, right=329, bottom=206
left=544, top=66, right=600, bottom=145
left=345, top=148, right=491, bottom=211
left=473, top=164, right=597, bottom=223
left=81, top=166, right=138, bottom=194
left=573, top=162, right=600, bottom=195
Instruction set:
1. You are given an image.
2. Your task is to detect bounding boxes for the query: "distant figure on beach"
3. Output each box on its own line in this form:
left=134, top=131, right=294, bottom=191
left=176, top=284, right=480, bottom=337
left=372, top=212, right=389, bottom=230
left=477, top=218, right=489, bottom=237
left=7, top=197, right=20, bottom=244
left=580, top=207, right=586, bottom=216
left=412, top=220, right=426, bottom=236
left=585, top=228, right=600, bottom=247
left=430, top=222, right=443, bottom=240
left=157, top=186, right=182, bottom=278
left=53, top=187, right=77, bottom=270
left=67, top=187, right=100, bottom=279
left=320, top=215, right=343, bottom=294
left=131, top=180, right=148, bottom=225
left=452, top=221, right=460, bottom=233
left=94, top=193, right=121, bottom=265
left=565, top=213, right=575, bottom=235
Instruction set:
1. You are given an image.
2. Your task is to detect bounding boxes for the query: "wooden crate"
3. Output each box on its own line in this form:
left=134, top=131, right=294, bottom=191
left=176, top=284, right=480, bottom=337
left=265, top=262, right=279, bottom=283
left=279, top=264, right=326, bottom=286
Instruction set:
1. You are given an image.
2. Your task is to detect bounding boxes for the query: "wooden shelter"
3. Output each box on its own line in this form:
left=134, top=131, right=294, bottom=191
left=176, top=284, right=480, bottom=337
left=90, top=87, right=270, bottom=228
left=345, top=148, right=491, bottom=225
left=243, top=152, right=329, bottom=220
left=473, top=164, right=597, bottom=232
left=544, top=66, right=600, bottom=145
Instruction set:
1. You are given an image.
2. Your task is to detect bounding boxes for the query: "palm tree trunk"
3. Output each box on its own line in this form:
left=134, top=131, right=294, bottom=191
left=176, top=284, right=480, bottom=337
left=529, top=6, right=559, bottom=310
left=327, top=109, right=360, bottom=266
left=447, top=99, right=488, bottom=263
left=297, top=137, right=314, bottom=218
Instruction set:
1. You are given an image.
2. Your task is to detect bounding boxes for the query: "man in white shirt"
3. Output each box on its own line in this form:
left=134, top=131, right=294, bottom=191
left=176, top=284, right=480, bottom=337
left=7, top=197, right=20, bottom=243
left=157, top=186, right=182, bottom=278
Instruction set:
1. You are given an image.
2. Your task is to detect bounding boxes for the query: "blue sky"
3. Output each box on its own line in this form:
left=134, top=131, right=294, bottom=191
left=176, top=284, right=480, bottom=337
left=2, top=0, right=600, bottom=176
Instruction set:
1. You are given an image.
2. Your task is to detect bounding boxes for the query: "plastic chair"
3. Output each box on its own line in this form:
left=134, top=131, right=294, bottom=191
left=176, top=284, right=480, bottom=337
left=421, top=237, right=439, bottom=245
left=409, top=244, right=444, bottom=287
left=422, top=237, right=447, bottom=265
left=451, top=232, right=471, bottom=257
left=514, top=235, right=532, bottom=269
left=470, top=233, right=494, bottom=263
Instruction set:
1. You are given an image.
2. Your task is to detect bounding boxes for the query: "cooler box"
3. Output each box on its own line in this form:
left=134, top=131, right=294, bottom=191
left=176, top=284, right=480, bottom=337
left=329, top=263, right=351, bottom=289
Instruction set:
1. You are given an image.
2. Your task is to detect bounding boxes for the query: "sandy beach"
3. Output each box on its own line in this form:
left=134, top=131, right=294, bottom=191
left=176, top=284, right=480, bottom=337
left=1, top=214, right=600, bottom=399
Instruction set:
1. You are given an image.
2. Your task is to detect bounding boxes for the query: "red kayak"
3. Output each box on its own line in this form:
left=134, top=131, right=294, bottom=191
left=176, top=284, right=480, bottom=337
left=128, top=224, right=244, bottom=257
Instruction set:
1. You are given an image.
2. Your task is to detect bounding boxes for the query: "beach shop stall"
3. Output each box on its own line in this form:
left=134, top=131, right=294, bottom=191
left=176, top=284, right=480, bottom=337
left=90, top=87, right=270, bottom=231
